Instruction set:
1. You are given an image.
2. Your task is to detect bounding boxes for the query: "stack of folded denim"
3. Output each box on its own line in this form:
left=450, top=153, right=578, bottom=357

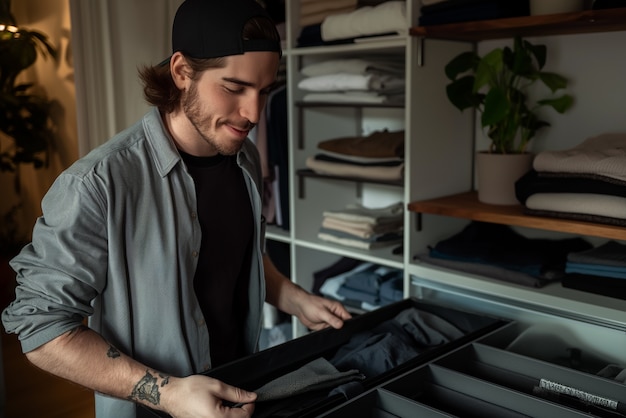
left=317, top=261, right=404, bottom=311
left=563, top=240, right=626, bottom=300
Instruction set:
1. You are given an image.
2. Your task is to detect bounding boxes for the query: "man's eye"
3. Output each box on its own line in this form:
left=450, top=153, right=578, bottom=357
left=225, top=86, right=244, bottom=94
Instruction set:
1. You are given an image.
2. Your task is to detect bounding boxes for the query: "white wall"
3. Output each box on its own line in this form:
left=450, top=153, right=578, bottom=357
left=70, top=0, right=182, bottom=155
left=476, top=32, right=626, bottom=154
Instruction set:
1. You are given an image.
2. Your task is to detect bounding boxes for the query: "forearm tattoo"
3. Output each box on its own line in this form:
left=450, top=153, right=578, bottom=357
left=107, top=345, right=121, bottom=358
left=129, top=370, right=171, bottom=406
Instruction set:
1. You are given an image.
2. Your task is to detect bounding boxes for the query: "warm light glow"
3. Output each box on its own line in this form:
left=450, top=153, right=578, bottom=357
left=0, top=24, right=19, bottom=33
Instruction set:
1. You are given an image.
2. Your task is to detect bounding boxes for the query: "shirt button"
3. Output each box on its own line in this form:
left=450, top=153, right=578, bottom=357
left=191, top=211, right=197, bottom=219
left=192, top=251, right=198, bottom=257
left=198, top=318, right=205, bottom=326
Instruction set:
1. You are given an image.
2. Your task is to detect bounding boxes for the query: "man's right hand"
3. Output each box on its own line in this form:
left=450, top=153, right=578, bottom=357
left=162, top=374, right=257, bottom=418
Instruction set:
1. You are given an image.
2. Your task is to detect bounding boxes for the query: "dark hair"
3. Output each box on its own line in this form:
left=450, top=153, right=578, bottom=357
left=139, top=15, right=280, bottom=113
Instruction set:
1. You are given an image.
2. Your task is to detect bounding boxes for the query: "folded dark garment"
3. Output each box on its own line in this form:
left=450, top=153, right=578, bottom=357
left=593, top=0, right=626, bottom=10
left=313, top=154, right=404, bottom=167
left=562, top=273, right=626, bottom=300
left=567, top=240, right=626, bottom=267
left=524, top=207, right=626, bottom=227
left=515, top=170, right=626, bottom=205
left=419, top=0, right=529, bottom=26
left=416, top=253, right=551, bottom=288
left=430, top=221, right=592, bottom=279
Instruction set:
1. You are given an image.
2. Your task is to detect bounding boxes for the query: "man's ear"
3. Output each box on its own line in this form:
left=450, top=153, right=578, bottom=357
left=170, top=52, right=190, bottom=89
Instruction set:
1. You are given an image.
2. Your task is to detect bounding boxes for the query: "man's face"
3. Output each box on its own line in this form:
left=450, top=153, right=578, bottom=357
left=181, top=51, right=279, bottom=156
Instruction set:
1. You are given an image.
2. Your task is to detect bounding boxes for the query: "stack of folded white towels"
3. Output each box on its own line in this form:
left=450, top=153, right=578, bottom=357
left=298, top=56, right=405, bottom=104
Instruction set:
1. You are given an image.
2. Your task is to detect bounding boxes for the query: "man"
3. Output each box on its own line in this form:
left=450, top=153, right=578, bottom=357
left=1, top=1, right=351, bottom=417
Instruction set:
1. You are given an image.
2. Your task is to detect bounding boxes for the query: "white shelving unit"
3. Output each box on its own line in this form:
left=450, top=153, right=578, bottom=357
left=272, top=1, right=626, bottom=338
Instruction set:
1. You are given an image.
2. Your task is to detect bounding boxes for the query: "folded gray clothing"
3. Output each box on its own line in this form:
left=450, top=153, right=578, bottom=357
left=253, top=357, right=365, bottom=402
left=567, top=240, right=626, bottom=267
left=393, top=307, right=464, bottom=346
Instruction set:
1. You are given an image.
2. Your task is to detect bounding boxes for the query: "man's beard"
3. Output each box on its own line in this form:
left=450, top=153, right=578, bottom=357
left=181, top=83, right=246, bottom=156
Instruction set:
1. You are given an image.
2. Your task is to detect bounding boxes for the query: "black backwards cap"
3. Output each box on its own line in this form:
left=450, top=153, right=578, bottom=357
left=167, top=0, right=282, bottom=62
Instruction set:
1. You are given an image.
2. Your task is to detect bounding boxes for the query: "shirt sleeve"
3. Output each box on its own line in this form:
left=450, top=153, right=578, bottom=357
left=1, top=171, right=109, bottom=353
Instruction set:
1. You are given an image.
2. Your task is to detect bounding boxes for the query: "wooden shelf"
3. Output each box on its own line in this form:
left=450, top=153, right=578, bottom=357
left=295, top=101, right=404, bottom=109
left=409, top=8, right=626, bottom=41
left=407, top=192, right=626, bottom=240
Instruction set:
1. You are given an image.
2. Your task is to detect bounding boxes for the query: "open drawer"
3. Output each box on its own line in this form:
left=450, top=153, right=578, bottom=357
left=140, top=297, right=507, bottom=418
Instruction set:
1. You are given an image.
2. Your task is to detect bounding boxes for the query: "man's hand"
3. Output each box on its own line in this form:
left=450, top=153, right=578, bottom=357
left=290, top=287, right=352, bottom=331
left=162, top=374, right=257, bottom=418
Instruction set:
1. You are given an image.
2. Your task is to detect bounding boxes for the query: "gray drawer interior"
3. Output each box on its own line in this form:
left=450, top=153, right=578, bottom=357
left=320, top=323, right=626, bottom=417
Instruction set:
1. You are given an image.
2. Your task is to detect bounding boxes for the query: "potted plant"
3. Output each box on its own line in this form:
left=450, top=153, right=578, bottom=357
left=0, top=0, right=58, bottom=307
left=444, top=36, right=574, bottom=204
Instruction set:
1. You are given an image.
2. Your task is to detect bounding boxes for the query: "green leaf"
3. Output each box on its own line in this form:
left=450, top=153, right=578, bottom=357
left=474, top=49, right=503, bottom=91
left=444, top=51, right=478, bottom=80
left=481, top=88, right=509, bottom=126
left=446, top=75, right=480, bottom=111
left=537, top=94, right=574, bottom=113
left=538, top=71, right=568, bottom=92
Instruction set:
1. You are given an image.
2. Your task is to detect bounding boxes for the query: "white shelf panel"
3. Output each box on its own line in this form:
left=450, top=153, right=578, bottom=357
left=293, top=238, right=404, bottom=270
left=286, top=36, right=407, bottom=56
left=408, top=263, right=626, bottom=331
left=265, top=225, right=291, bottom=243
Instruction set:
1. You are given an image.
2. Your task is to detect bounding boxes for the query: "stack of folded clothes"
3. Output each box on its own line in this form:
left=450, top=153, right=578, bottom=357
left=318, top=201, right=404, bottom=250
left=415, top=221, right=593, bottom=288
left=297, top=1, right=407, bottom=47
left=418, top=0, right=530, bottom=26
left=298, top=56, right=405, bottom=104
left=299, top=0, right=358, bottom=28
left=516, top=132, right=626, bottom=227
left=306, top=130, right=405, bottom=182
left=562, top=240, right=626, bottom=300
left=315, top=259, right=404, bottom=311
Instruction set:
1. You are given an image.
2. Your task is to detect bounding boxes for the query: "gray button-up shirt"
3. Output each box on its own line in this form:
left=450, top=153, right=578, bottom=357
left=2, top=108, right=267, bottom=417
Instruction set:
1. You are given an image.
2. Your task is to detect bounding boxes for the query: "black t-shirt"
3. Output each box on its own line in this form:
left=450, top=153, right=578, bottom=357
left=180, top=151, right=253, bottom=367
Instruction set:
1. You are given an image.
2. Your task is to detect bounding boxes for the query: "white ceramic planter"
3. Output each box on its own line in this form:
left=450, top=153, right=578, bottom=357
left=476, top=152, right=534, bottom=205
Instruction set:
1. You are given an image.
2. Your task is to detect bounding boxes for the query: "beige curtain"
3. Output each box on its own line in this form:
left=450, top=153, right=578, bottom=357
left=69, top=0, right=182, bottom=156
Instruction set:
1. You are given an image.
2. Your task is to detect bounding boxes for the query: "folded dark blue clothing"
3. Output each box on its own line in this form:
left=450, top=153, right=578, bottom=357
left=343, top=267, right=402, bottom=293
left=312, top=257, right=363, bottom=296
left=431, top=221, right=592, bottom=278
left=379, top=275, right=403, bottom=303
left=337, top=286, right=380, bottom=305
left=419, top=0, right=529, bottom=26
left=562, top=273, right=626, bottom=300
